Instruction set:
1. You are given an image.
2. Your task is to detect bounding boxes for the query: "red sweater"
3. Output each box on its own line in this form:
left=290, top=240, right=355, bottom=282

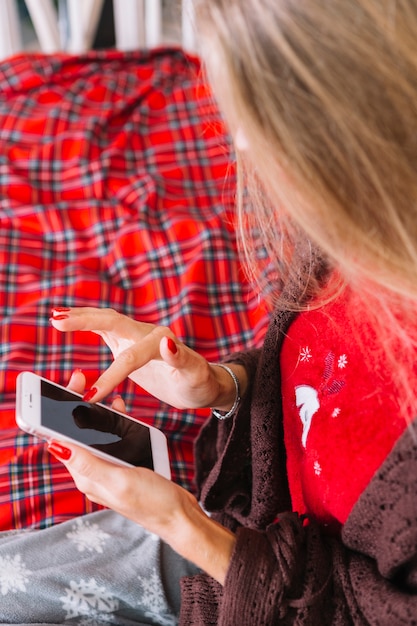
left=280, top=286, right=413, bottom=532
left=183, top=270, right=417, bottom=624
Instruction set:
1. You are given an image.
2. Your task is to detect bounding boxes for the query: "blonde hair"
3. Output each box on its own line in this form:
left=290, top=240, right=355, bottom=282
left=194, top=0, right=417, bottom=309
left=194, top=0, right=417, bottom=422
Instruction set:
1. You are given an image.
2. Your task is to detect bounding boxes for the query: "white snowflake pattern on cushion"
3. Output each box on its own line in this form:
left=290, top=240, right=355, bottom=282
left=138, top=569, right=177, bottom=626
left=60, top=577, right=119, bottom=624
left=66, top=518, right=110, bottom=553
left=0, top=554, right=32, bottom=596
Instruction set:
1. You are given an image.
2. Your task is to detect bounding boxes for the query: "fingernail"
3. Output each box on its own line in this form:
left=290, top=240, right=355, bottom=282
left=52, top=307, right=71, bottom=313
left=167, top=338, right=178, bottom=354
left=47, top=441, right=72, bottom=461
left=83, top=387, right=98, bottom=402
left=51, top=314, right=69, bottom=320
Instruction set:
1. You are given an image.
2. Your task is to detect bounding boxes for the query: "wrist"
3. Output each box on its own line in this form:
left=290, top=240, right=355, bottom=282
left=168, top=497, right=236, bottom=585
left=209, top=363, right=247, bottom=416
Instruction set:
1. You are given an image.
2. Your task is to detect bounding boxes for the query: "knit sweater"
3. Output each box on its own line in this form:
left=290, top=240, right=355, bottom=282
left=280, top=285, right=412, bottom=533
left=179, top=268, right=417, bottom=624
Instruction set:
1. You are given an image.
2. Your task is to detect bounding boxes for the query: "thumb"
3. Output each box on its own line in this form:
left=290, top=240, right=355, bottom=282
left=47, top=440, right=109, bottom=476
left=47, top=440, right=124, bottom=504
left=159, top=335, right=204, bottom=373
left=161, top=336, right=179, bottom=360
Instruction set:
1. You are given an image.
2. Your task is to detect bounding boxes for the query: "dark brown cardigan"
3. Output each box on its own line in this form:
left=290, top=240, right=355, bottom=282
left=179, top=288, right=417, bottom=624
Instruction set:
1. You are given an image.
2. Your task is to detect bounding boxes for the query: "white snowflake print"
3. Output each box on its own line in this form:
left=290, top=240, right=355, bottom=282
left=313, top=461, right=322, bottom=476
left=338, top=354, right=348, bottom=368
left=299, top=346, right=312, bottom=362
left=66, top=518, right=110, bottom=554
left=0, top=554, right=32, bottom=596
left=60, top=577, right=119, bottom=624
left=331, top=407, right=341, bottom=418
left=138, top=569, right=177, bottom=626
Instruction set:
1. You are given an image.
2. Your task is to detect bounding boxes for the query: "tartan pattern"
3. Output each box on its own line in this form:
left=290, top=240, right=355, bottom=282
left=0, top=49, right=268, bottom=530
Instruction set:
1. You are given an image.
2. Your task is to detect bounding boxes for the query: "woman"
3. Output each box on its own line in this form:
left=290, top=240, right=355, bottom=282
left=5, top=0, right=417, bottom=623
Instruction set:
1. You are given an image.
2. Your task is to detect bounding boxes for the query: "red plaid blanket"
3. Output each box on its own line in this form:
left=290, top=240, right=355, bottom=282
left=0, top=48, right=268, bottom=530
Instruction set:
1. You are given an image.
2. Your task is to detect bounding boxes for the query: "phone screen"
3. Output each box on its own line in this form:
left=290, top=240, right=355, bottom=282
left=41, top=380, right=154, bottom=469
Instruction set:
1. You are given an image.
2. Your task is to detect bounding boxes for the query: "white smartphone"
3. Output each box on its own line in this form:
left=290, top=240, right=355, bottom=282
left=16, top=371, right=171, bottom=479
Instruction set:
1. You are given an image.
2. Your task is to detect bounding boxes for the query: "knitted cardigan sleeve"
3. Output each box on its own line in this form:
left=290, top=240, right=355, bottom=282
left=180, top=250, right=417, bottom=624
left=180, top=415, right=417, bottom=625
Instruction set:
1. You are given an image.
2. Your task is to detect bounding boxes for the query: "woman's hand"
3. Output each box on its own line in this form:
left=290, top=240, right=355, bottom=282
left=63, top=369, right=187, bottom=530
left=51, top=306, right=246, bottom=411
left=50, top=436, right=236, bottom=585
left=51, top=368, right=236, bottom=585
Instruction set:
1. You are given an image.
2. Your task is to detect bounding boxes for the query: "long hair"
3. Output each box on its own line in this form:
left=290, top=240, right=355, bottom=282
left=194, top=0, right=417, bottom=422
left=194, top=0, right=417, bottom=309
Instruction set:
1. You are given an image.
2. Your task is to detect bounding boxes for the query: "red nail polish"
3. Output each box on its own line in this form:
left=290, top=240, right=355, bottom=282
left=52, top=307, right=71, bottom=312
left=83, top=387, right=98, bottom=402
left=167, top=337, right=178, bottom=354
left=47, top=441, right=72, bottom=461
left=51, top=314, right=69, bottom=320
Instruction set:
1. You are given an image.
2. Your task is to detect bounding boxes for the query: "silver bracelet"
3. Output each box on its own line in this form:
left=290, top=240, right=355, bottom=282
left=210, top=363, right=241, bottom=420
